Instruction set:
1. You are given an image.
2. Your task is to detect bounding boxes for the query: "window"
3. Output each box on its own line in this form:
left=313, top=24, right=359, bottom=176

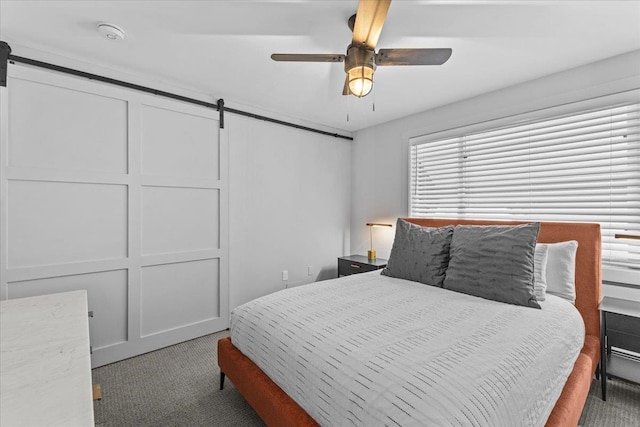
left=409, top=101, right=640, bottom=266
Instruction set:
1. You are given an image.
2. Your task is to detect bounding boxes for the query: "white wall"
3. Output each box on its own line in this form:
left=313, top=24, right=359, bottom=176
left=228, top=114, right=351, bottom=310
left=351, top=50, right=640, bottom=297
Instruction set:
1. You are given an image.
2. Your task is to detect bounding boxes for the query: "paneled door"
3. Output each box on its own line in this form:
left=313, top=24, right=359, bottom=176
left=0, top=65, right=228, bottom=367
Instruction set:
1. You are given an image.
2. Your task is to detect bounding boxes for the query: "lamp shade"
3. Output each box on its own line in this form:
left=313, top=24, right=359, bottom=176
left=366, top=222, right=392, bottom=259
left=348, top=65, right=374, bottom=97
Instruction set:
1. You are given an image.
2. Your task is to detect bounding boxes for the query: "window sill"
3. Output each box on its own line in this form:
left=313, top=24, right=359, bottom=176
left=603, top=264, right=640, bottom=288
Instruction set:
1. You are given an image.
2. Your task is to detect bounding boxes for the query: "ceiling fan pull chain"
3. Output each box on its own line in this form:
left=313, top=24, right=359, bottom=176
left=373, top=83, right=376, bottom=112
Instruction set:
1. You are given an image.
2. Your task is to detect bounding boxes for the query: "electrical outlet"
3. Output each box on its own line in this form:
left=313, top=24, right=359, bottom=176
left=308, top=266, right=313, bottom=276
left=282, top=270, right=288, bottom=281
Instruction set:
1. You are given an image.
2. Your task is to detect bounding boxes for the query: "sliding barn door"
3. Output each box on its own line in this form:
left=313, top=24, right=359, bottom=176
left=0, top=65, right=229, bottom=367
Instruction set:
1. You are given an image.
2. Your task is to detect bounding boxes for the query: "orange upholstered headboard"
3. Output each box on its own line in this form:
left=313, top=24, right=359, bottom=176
left=403, top=218, right=602, bottom=340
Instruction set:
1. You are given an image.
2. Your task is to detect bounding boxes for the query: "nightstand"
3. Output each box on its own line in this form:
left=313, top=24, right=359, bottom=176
left=338, top=255, right=387, bottom=277
left=599, top=296, right=640, bottom=401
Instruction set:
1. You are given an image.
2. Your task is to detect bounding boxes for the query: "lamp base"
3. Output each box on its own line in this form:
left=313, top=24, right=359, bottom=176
left=368, top=250, right=376, bottom=260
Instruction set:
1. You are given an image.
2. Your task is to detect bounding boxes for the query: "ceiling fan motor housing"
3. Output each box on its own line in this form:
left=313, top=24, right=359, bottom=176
left=344, top=45, right=377, bottom=74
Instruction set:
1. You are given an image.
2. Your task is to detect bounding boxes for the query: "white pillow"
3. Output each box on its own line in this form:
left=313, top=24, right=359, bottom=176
left=533, top=244, right=549, bottom=301
left=539, top=241, right=579, bottom=304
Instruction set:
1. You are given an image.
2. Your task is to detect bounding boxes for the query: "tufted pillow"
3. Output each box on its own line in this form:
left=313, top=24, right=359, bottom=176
left=381, top=219, right=454, bottom=287
left=443, top=222, right=541, bottom=309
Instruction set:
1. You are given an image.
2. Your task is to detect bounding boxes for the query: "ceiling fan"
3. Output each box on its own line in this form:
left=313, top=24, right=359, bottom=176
left=271, top=0, right=452, bottom=98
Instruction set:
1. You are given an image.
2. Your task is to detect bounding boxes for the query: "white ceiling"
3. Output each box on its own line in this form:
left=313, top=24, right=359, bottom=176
left=2, top=1, right=640, bottom=133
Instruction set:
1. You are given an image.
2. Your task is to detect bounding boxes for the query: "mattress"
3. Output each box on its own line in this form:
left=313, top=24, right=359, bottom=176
left=230, top=271, right=585, bottom=427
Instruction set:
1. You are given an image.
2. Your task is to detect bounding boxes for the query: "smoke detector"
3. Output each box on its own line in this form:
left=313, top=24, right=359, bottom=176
left=97, top=23, right=125, bottom=41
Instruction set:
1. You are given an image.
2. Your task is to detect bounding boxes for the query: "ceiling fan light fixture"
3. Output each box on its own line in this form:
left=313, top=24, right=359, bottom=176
left=348, top=65, right=374, bottom=97
left=345, top=45, right=376, bottom=97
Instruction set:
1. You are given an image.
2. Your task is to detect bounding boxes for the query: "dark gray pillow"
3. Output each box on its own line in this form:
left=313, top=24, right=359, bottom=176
left=381, top=219, right=454, bottom=287
left=442, top=223, right=541, bottom=309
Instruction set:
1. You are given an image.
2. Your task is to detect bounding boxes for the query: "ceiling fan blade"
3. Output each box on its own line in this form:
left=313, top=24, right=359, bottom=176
left=352, top=0, right=391, bottom=50
left=271, top=53, right=345, bottom=62
left=376, top=48, right=452, bottom=66
left=342, top=76, right=351, bottom=95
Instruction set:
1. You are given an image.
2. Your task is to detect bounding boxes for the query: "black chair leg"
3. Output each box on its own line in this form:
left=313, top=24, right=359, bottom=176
left=219, top=372, right=226, bottom=390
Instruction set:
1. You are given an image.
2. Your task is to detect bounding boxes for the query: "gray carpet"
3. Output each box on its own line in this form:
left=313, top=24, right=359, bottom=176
left=93, top=331, right=263, bottom=427
left=579, top=377, right=640, bottom=427
left=93, top=332, right=640, bottom=426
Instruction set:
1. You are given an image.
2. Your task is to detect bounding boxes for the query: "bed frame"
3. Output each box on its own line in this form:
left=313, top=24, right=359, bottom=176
left=218, top=218, right=602, bottom=427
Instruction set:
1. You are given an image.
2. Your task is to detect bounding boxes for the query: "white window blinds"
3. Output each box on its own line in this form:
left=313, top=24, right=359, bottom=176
left=409, top=101, right=640, bottom=266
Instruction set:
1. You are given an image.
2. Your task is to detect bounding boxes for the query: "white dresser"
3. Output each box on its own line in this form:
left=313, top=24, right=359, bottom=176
left=1, top=290, right=95, bottom=426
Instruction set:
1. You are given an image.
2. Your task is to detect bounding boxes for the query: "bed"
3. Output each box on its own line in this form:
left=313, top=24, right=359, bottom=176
left=218, top=218, right=602, bottom=426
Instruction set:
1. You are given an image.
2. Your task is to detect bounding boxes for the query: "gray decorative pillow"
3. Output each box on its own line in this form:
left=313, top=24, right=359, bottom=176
left=381, top=219, right=454, bottom=287
left=443, top=223, right=541, bottom=309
